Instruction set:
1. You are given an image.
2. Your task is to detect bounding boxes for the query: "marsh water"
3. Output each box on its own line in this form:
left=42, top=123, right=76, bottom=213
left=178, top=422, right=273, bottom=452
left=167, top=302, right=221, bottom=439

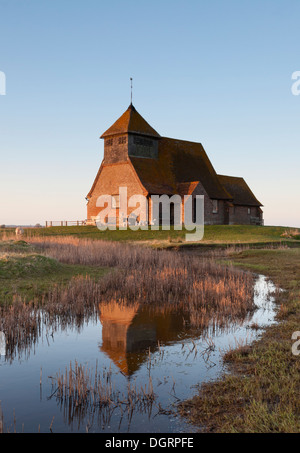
left=0, top=274, right=277, bottom=433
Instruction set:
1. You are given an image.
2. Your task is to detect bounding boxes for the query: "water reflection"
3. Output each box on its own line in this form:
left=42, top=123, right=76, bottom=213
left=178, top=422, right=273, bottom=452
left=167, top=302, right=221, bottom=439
left=0, top=275, right=278, bottom=433
left=99, top=302, right=213, bottom=376
left=99, top=303, right=156, bottom=376
left=98, top=274, right=278, bottom=378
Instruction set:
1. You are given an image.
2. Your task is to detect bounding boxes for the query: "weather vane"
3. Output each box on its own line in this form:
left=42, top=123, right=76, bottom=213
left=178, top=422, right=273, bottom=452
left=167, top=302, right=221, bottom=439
left=130, top=77, right=133, bottom=104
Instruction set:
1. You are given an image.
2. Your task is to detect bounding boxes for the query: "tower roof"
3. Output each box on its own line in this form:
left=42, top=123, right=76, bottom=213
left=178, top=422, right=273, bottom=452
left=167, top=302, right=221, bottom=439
left=100, top=104, right=161, bottom=139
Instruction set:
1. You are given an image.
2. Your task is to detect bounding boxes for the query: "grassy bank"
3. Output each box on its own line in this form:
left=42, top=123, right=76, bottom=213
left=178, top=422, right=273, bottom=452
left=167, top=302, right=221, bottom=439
left=0, top=240, right=108, bottom=305
left=179, top=247, right=300, bottom=432
left=1, top=225, right=299, bottom=246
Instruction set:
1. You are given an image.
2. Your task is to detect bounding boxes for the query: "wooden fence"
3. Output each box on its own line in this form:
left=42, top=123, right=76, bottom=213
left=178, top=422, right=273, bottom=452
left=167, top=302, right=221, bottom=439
left=45, top=220, right=88, bottom=227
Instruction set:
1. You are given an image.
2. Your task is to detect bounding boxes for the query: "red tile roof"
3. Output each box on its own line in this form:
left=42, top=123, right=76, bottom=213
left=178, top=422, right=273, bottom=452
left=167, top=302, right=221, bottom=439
left=101, top=104, right=161, bottom=139
left=177, top=182, right=201, bottom=196
left=130, top=137, right=232, bottom=200
left=218, top=175, right=262, bottom=206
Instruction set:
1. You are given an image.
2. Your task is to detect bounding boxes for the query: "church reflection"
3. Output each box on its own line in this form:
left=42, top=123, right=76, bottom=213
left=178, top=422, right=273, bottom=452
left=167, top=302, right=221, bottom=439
left=98, top=302, right=195, bottom=376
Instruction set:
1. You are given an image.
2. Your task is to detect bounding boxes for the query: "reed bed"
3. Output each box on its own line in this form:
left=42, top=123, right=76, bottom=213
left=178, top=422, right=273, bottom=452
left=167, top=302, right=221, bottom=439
left=49, top=361, right=155, bottom=427
left=0, top=404, right=18, bottom=434
left=27, top=235, right=162, bottom=269
left=27, top=236, right=255, bottom=314
left=0, top=235, right=256, bottom=359
left=0, top=296, right=42, bottom=361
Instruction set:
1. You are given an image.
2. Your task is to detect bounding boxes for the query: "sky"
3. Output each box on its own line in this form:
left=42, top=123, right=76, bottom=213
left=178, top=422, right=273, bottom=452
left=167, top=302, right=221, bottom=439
left=0, top=0, right=299, bottom=227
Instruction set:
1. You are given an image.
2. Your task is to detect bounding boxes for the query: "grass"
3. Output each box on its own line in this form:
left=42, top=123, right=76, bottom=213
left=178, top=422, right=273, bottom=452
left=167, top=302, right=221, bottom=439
left=179, top=247, right=300, bottom=433
left=2, top=225, right=299, bottom=247
left=0, top=240, right=108, bottom=305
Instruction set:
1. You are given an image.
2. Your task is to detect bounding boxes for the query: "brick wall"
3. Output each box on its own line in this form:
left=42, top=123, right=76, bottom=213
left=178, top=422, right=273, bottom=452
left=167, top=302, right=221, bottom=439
left=103, top=135, right=128, bottom=164
left=187, top=182, right=227, bottom=225
left=87, top=162, right=148, bottom=223
left=88, top=152, right=263, bottom=226
left=228, top=206, right=263, bottom=225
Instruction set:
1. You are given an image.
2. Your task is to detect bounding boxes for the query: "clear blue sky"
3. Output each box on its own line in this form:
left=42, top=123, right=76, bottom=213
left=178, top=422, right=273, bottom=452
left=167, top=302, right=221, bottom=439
left=0, top=0, right=299, bottom=227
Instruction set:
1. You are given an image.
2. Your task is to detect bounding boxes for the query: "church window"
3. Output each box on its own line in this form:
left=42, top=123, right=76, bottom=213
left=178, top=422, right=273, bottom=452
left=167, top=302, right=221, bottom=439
left=212, top=200, right=218, bottom=214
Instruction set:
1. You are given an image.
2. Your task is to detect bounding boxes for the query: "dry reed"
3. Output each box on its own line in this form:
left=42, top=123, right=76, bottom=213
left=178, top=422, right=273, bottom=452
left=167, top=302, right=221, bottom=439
left=0, top=236, right=256, bottom=359
left=48, top=361, right=155, bottom=427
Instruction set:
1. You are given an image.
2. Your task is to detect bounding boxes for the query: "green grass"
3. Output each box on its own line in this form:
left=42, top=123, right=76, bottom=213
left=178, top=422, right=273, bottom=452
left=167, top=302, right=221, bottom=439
left=0, top=241, right=108, bottom=305
left=179, top=247, right=300, bottom=433
left=2, top=224, right=299, bottom=246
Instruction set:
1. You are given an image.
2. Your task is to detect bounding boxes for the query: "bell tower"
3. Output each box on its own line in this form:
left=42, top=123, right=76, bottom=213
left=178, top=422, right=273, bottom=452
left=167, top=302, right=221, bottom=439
left=100, top=104, right=161, bottom=165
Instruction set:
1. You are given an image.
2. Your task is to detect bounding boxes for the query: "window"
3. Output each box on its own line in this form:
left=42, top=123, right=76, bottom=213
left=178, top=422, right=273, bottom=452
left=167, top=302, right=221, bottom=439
left=112, top=195, right=120, bottom=209
left=133, top=136, right=153, bottom=147
left=106, top=138, right=113, bottom=146
left=248, top=208, right=251, bottom=215
left=118, top=136, right=127, bottom=144
left=212, top=200, right=218, bottom=214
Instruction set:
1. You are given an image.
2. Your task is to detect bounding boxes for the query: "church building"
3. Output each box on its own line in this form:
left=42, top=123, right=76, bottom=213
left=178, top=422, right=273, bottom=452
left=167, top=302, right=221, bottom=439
left=86, top=104, right=263, bottom=226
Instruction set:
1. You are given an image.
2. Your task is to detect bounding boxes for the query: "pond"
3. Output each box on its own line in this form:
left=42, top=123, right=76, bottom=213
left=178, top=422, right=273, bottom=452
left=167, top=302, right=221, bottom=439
left=0, top=275, right=277, bottom=433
